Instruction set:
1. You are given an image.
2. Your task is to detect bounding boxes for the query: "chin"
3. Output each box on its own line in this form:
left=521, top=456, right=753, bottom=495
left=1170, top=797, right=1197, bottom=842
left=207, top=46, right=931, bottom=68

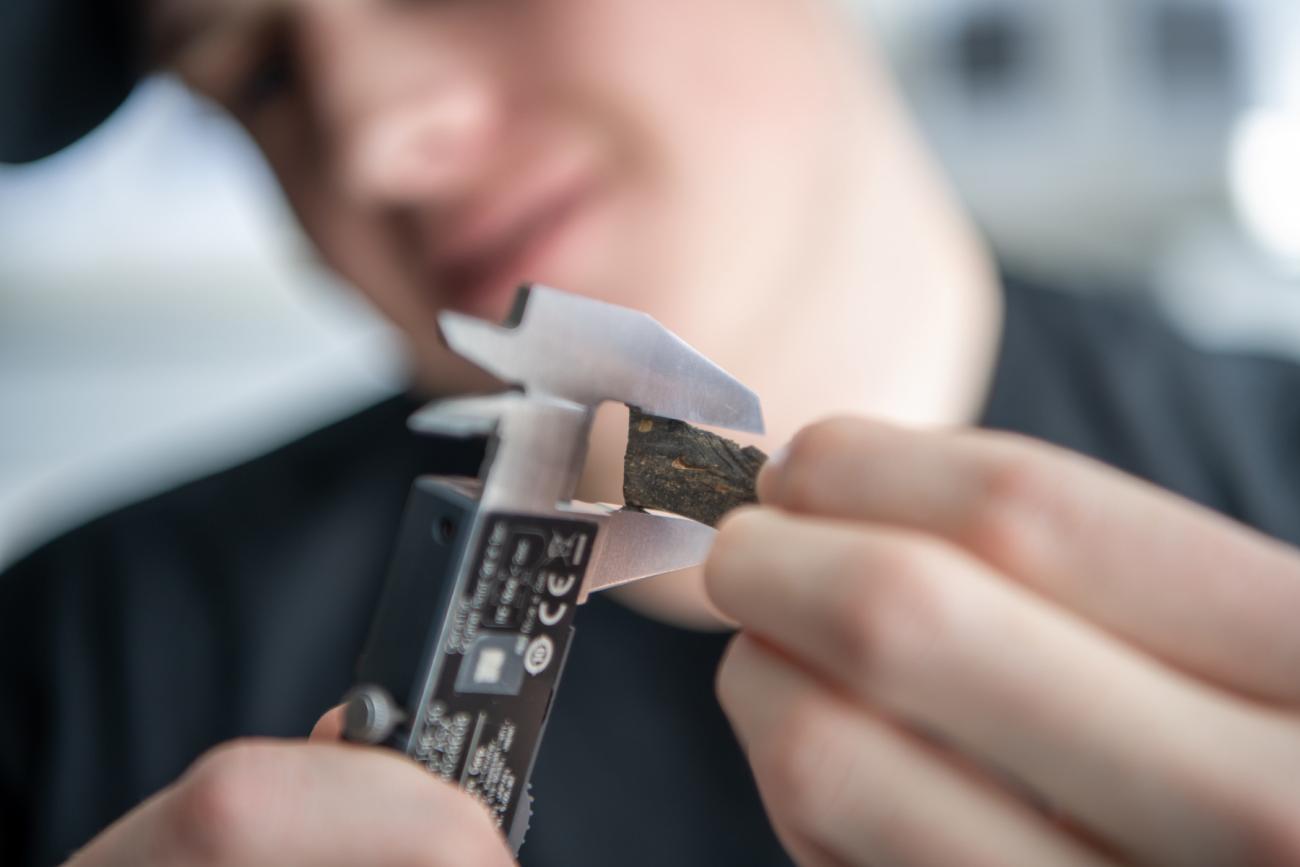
left=609, top=565, right=736, bottom=633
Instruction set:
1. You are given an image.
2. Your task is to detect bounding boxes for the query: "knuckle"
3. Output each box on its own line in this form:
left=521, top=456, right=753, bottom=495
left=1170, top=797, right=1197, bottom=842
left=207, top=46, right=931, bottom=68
left=964, top=440, right=1058, bottom=568
left=831, top=540, right=954, bottom=691
left=166, top=741, right=281, bottom=863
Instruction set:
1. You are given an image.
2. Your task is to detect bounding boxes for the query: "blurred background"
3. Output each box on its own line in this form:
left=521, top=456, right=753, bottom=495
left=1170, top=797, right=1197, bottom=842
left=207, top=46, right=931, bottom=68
left=2, top=0, right=1299, bottom=567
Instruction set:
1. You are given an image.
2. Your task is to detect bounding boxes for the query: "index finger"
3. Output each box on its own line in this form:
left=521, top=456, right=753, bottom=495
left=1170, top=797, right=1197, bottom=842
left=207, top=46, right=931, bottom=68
left=759, top=418, right=1300, bottom=704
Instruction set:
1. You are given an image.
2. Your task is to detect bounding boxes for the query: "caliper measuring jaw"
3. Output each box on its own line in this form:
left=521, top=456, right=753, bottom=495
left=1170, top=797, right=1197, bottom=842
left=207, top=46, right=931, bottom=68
left=342, top=285, right=764, bottom=853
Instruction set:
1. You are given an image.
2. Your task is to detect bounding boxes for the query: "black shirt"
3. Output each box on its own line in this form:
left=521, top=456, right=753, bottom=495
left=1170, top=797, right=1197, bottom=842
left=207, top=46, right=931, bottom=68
left=4, top=282, right=1300, bottom=866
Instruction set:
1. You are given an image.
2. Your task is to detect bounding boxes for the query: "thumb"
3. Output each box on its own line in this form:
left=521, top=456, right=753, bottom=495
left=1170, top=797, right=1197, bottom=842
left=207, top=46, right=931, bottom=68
left=310, top=704, right=347, bottom=742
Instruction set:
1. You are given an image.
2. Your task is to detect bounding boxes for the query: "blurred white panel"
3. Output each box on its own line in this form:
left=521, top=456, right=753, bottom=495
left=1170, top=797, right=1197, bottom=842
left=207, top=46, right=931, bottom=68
left=877, top=0, right=1239, bottom=280
left=0, top=77, right=403, bottom=568
left=1232, top=112, right=1300, bottom=266
left=1229, top=1, right=1300, bottom=268
left=1154, top=216, right=1300, bottom=353
left=865, top=0, right=1300, bottom=356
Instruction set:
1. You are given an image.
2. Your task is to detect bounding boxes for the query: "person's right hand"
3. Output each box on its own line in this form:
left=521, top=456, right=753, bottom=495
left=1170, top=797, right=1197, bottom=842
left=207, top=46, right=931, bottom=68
left=65, top=719, right=516, bottom=867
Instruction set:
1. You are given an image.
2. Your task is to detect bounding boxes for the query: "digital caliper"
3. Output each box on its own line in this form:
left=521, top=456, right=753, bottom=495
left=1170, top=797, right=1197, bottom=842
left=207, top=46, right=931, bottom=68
left=341, top=285, right=764, bottom=853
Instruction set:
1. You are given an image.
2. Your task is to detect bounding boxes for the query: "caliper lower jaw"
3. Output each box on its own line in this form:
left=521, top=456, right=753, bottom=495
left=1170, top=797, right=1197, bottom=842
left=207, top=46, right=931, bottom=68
left=411, top=393, right=592, bottom=514
left=409, top=392, right=716, bottom=603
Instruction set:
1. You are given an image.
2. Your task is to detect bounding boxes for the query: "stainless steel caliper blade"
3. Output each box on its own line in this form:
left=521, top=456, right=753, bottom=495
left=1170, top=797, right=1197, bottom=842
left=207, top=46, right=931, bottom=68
left=440, top=284, right=764, bottom=435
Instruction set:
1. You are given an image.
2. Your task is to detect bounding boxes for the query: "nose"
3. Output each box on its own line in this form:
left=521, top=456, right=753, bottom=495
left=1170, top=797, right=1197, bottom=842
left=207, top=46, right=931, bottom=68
left=300, top=4, right=507, bottom=206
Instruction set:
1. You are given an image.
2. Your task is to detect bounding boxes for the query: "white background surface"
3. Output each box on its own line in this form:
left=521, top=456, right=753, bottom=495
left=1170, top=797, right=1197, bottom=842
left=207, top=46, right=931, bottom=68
left=0, top=81, right=402, bottom=565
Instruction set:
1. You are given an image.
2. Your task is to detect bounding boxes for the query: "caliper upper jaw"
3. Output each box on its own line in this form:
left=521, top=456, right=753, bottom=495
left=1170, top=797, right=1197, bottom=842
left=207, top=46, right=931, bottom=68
left=418, top=284, right=765, bottom=596
left=439, top=285, right=764, bottom=435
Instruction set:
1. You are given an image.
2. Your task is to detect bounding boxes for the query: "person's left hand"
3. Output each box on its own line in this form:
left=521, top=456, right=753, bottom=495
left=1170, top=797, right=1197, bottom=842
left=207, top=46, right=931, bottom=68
left=705, top=418, right=1300, bottom=867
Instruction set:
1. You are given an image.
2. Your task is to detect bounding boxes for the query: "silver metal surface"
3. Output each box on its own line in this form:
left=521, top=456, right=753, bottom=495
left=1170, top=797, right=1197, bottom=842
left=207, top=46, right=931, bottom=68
left=440, top=285, right=764, bottom=435
left=411, top=394, right=591, bottom=513
left=341, top=685, right=405, bottom=745
left=575, top=507, right=717, bottom=602
left=422, top=284, right=762, bottom=598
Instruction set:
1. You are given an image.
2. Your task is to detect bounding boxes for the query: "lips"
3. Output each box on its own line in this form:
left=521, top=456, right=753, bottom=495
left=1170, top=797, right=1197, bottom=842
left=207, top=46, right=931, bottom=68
left=424, top=155, right=600, bottom=319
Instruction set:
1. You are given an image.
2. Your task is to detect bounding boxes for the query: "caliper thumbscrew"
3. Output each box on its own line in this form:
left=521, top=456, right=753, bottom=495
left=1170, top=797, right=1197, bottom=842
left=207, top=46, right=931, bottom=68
left=341, top=685, right=406, bottom=744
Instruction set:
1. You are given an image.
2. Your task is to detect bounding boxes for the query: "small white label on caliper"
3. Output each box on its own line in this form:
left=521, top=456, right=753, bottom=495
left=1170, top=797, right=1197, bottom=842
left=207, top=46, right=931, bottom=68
left=524, top=636, right=554, bottom=675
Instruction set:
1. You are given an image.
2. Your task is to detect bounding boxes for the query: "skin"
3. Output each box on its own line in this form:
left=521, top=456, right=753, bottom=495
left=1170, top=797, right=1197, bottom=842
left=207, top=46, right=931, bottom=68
left=68, top=737, right=516, bottom=867
left=709, top=420, right=1300, bottom=866
left=63, top=0, right=1299, bottom=865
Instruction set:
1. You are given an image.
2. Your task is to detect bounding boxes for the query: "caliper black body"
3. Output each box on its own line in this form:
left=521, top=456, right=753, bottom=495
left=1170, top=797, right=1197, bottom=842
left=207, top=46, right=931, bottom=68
left=351, top=477, right=597, bottom=850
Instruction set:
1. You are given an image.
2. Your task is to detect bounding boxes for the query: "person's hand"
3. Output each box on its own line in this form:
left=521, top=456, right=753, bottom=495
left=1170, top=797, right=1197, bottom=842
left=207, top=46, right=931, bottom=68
left=706, top=418, right=1300, bottom=867
left=65, top=709, right=515, bottom=867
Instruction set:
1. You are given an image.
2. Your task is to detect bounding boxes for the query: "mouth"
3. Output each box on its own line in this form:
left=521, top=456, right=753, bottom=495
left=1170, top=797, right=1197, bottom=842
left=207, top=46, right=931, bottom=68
left=426, top=158, right=601, bottom=320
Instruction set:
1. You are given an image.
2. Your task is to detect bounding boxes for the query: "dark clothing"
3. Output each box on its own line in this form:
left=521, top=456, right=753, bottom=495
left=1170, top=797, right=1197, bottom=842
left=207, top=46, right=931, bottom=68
left=0, top=0, right=138, bottom=164
left=4, top=282, right=1300, bottom=866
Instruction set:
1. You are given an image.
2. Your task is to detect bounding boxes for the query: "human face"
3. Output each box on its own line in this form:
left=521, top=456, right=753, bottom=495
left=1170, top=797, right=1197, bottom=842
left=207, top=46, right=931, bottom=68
left=153, top=0, right=869, bottom=391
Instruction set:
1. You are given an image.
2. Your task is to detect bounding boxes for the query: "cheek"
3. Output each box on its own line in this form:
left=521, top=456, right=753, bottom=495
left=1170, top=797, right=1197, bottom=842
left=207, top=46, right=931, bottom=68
left=249, top=107, right=442, bottom=347
left=577, top=0, right=839, bottom=166
left=526, top=0, right=846, bottom=298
